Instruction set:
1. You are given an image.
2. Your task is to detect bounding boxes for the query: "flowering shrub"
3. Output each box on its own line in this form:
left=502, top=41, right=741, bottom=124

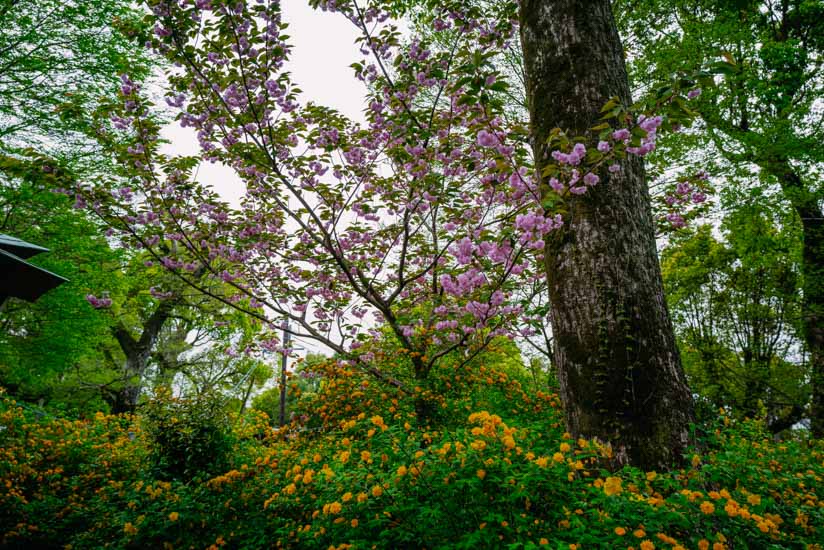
left=286, top=335, right=549, bottom=432
left=2, top=379, right=821, bottom=548
left=0, top=391, right=145, bottom=546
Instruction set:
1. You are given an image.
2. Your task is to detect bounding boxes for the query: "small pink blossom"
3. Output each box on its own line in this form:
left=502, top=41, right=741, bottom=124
left=476, top=129, right=499, bottom=148
left=612, top=128, right=630, bottom=141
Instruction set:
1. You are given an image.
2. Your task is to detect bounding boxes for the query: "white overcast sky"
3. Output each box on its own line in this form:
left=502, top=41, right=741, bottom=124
left=282, top=1, right=367, bottom=120
left=160, top=1, right=367, bottom=209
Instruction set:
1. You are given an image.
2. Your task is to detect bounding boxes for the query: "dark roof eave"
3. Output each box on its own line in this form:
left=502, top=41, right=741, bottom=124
left=0, top=233, right=50, bottom=259
left=0, top=248, right=69, bottom=302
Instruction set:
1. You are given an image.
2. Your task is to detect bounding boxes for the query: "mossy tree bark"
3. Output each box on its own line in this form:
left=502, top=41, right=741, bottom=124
left=519, top=0, right=695, bottom=469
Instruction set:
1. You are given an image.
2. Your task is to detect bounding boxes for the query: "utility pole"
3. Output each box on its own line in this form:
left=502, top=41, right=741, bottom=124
left=279, top=320, right=290, bottom=427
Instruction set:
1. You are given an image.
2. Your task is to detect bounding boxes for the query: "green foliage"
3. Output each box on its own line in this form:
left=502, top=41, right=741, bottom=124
left=0, top=0, right=153, bottom=164
left=251, top=385, right=287, bottom=425
left=0, top=165, right=126, bottom=412
left=661, top=201, right=807, bottom=430
left=2, top=375, right=822, bottom=549
left=0, top=0, right=821, bottom=547
left=140, top=388, right=236, bottom=482
left=0, top=155, right=272, bottom=415
left=616, top=0, right=823, bottom=434
left=0, top=0, right=159, bottom=415
left=616, top=0, right=824, bottom=173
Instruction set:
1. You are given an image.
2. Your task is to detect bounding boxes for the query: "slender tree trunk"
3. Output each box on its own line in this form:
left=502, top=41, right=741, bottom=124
left=519, top=0, right=695, bottom=469
left=801, top=214, right=824, bottom=437
left=239, top=375, right=255, bottom=416
left=769, top=163, right=824, bottom=437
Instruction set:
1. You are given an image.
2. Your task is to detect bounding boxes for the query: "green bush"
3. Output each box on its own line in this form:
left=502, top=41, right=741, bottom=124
left=141, top=388, right=236, bottom=481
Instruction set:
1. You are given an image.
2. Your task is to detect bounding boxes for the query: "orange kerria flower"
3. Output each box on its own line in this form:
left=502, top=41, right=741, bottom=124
left=604, top=476, right=622, bottom=496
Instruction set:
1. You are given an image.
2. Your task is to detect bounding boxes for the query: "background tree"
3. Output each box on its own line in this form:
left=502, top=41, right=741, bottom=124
left=662, top=198, right=808, bottom=432
left=0, top=0, right=156, bottom=414
left=616, top=0, right=824, bottom=436
left=0, top=168, right=269, bottom=414
left=94, top=257, right=276, bottom=413
left=160, top=310, right=272, bottom=413
left=0, top=160, right=125, bottom=413
left=0, top=0, right=152, bottom=165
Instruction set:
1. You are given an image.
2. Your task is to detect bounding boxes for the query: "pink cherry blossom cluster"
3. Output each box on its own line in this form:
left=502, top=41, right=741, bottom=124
left=659, top=170, right=712, bottom=229
left=85, top=294, right=112, bottom=309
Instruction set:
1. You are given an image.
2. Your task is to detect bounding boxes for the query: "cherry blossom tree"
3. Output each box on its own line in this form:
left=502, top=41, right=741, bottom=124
left=79, top=0, right=706, bottom=461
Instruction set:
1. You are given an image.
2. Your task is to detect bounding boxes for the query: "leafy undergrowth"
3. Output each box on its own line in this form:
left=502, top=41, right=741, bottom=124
left=1, top=364, right=822, bottom=550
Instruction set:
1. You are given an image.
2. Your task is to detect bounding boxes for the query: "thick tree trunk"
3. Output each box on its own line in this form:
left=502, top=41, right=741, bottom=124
left=108, top=358, right=146, bottom=415
left=519, top=0, right=695, bottom=469
left=109, top=300, right=177, bottom=414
